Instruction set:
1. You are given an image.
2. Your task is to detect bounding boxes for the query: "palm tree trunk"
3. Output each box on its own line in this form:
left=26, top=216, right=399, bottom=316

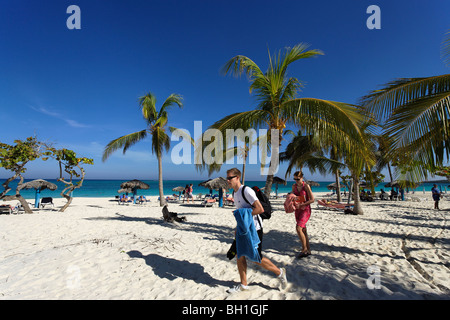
left=352, top=175, right=364, bottom=215
left=157, top=154, right=165, bottom=207
left=335, top=170, right=342, bottom=203
left=387, top=163, right=393, bottom=182
left=264, top=174, right=274, bottom=198
left=264, top=135, right=281, bottom=198
left=242, top=160, right=246, bottom=185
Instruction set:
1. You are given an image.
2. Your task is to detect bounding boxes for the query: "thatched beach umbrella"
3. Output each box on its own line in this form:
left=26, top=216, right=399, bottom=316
left=306, top=180, right=320, bottom=187
left=199, top=177, right=228, bottom=207
left=120, top=179, right=150, bottom=204
left=272, top=176, right=287, bottom=198
left=199, top=177, right=228, bottom=190
left=385, top=180, right=417, bottom=189
left=199, top=179, right=213, bottom=195
left=328, top=182, right=347, bottom=193
left=384, top=181, right=398, bottom=188
left=327, top=182, right=344, bottom=190
left=18, top=179, right=57, bottom=208
left=273, top=176, right=287, bottom=185
left=173, top=186, right=185, bottom=198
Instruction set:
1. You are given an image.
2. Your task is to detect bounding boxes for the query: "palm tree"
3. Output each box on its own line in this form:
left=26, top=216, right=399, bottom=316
left=195, top=129, right=266, bottom=185
left=361, top=30, right=450, bottom=184
left=280, top=130, right=343, bottom=177
left=361, top=77, right=450, bottom=184
left=202, top=43, right=367, bottom=196
left=102, top=92, right=184, bottom=206
left=280, top=125, right=376, bottom=214
left=280, top=130, right=346, bottom=202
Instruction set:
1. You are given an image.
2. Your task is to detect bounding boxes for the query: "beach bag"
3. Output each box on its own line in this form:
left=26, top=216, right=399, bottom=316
left=227, top=240, right=237, bottom=260
left=241, top=186, right=273, bottom=220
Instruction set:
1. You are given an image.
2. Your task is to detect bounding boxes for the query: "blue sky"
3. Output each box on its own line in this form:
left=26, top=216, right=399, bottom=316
left=0, top=0, right=449, bottom=181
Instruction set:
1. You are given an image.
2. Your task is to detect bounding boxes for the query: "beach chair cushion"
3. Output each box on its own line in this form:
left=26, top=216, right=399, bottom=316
left=40, top=197, right=54, bottom=208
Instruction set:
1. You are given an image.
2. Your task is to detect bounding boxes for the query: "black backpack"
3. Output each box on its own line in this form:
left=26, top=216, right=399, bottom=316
left=241, top=185, right=273, bottom=220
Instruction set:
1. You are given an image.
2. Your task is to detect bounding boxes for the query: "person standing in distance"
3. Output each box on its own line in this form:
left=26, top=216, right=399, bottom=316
left=226, top=168, right=287, bottom=293
left=431, top=184, right=442, bottom=210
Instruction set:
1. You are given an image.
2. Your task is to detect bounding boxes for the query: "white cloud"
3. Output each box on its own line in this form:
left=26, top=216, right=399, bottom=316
left=65, top=119, right=88, bottom=128
left=29, top=105, right=90, bottom=128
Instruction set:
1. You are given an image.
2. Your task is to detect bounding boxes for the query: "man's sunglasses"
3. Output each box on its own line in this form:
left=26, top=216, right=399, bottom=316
left=226, top=176, right=237, bottom=180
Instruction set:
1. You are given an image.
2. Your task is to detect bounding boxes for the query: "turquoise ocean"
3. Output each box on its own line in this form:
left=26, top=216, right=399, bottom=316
left=1, top=179, right=447, bottom=199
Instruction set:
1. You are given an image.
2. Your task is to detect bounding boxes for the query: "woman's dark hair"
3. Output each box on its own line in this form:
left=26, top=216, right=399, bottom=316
left=293, top=171, right=304, bottom=178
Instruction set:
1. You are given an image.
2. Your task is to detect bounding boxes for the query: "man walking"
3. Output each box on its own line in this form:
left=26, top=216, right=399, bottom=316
left=226, top=168, right=287, bottom=293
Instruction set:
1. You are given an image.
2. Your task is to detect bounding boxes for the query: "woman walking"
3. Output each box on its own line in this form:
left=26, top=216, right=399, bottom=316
left=292, top=171, right=315, bottom=258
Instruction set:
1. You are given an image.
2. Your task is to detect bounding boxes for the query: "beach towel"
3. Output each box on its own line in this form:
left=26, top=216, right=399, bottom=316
left=284, top=193, right=297, bottom=213
left=233, top=208, right=261, bottom=263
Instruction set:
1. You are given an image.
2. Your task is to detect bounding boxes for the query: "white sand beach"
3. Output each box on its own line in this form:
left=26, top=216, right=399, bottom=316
left=1, top=192, right=449, bottom=300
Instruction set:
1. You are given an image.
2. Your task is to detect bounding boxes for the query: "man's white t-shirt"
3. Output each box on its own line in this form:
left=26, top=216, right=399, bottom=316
left=234, top=185, right=262, bottom=231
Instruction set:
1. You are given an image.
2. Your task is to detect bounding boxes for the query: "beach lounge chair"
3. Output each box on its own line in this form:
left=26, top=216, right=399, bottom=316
left=202, top=198, right=217, bottom=207
left=162, top=205, right=186, bottom=223
left=165, top=195, right=179, bottom=203
left=225, top=196, right=235, bottom=206
left=118, top=195, right=128, bottom=205
left=410, top=196, right=428, bottom=202
left=317, top=199, right=354, bottom=211
left=376, top=192, right=389, bottom=200
left=138, top=195, right=149, bottom=204
left=40, top=197, right=54, bottom=208
left=0, top=205, right=12, bottom=214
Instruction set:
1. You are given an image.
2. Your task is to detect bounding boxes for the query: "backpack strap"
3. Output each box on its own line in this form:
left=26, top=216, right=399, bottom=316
left=241, top=185, right=263, bottom=228
left=232, top=186, right=252, bottom=206
left=241, top=185, right=252, bottom=207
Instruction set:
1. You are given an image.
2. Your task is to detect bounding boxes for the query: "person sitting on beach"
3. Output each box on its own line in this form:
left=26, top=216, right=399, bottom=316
left=360, top=189, right=367, bottom=200
left=120, top=194, right=128, bottom=203
left=138, top=195, right=147, bottom=204
left=226, top=167, right=287, bottom=294
left=390, top=189, right=398, bottom=200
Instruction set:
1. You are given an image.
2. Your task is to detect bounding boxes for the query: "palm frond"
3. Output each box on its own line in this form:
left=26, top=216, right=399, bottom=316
left=360, top=74, right=450, bottom=124
left=154, top=111, right=168, bottom=129
left=102, top=130, right=148, bottom=162
left=278, top=43, right=324, bottom=75
left=280, top=130, right=346, bottom=177
left=139, top=93, right=158, bottom=124
left=361, top=73, right=450, bottom=182
left=282, top=98, right=365, bottom=143
left=152, top=127, right=171, bottom=157
left=210, top=109, right=271, bottom=133
left=441, top=29, right=450, bottom=67
left=159, top=94, right=183, bottom=117
left=386, top=92, right=450, bottom=150
left=221, top=55, right=263, bottom=79
left=169, top=126, right=195, bottom=146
